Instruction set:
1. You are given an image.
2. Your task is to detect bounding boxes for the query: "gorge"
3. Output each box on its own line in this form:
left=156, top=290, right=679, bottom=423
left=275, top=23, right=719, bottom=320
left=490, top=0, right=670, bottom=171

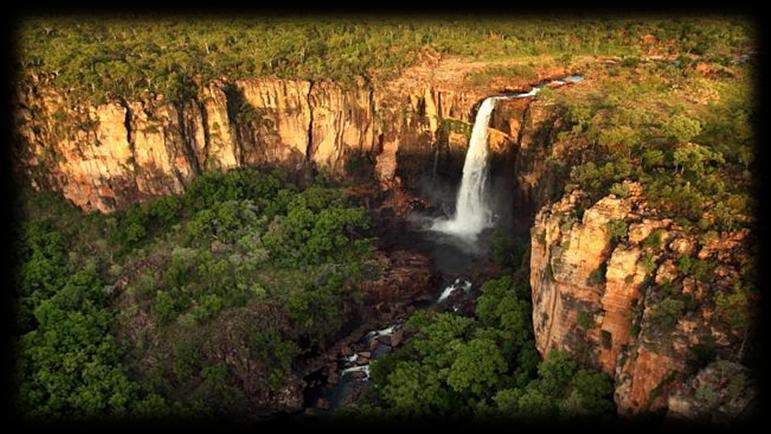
left=11, top=18, right=757, bottom=425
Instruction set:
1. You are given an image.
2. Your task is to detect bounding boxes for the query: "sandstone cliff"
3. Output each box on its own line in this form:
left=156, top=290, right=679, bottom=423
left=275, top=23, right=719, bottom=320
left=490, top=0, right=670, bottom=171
left=529, top=181, right=755, bottom=417
left=14, top=56, right=555, bottom=213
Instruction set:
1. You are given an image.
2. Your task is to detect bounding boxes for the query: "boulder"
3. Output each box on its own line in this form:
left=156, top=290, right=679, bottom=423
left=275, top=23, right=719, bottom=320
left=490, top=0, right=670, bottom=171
left=315, top=398, right=330, bottom=410
left=390, top=329, right=404, bottom=347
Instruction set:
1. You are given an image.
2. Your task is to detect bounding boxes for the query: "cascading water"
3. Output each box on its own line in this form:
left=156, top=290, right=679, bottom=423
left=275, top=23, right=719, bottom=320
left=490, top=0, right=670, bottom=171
left=431, top=96, right=501, bottom=239
left=308, top=75, right=586, bottom=415
left=429, top=75, right=584, bottom=242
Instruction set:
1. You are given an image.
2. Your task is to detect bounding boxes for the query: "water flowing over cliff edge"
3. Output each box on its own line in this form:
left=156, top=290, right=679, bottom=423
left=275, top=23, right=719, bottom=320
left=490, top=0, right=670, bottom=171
left=12, top=56, right=756, bottom=420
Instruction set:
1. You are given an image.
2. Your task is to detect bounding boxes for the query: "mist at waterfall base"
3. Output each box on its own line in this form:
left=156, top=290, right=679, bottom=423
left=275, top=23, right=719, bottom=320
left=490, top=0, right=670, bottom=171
left=431, top=96, right=499, bottom=241
left=407, top=75, right=585, bottom=255
left=403, top=96, right=511, bottom=258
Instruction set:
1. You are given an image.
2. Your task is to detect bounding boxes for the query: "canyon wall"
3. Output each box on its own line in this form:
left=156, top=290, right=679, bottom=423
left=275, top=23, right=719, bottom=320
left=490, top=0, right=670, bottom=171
left=504, top=96, right=755, bottom=419
left=13, top=65, right=525, bottom=213
left=13, top=60, right=754, bottom=420
left=529, top=182, right=754, bottom=417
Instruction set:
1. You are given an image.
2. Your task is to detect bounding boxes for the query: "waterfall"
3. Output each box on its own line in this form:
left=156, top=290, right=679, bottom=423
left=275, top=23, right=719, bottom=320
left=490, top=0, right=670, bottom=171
left=429, top=75, right=584, bottom=241
left=432, top=97, right=500, bottom=238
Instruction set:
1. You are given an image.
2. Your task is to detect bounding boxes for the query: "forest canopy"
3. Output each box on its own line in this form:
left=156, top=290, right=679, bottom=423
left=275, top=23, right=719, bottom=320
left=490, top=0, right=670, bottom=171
left=16, top=17, right=752, bottom=103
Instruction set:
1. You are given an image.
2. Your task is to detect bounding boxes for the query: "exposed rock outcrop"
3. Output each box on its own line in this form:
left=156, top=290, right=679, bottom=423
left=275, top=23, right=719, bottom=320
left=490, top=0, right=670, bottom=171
left=529, top=181, right=754, bottom=416
left=361, top=250, right=437, bottom=307
left=14, top=56, right=570, bottom=213
left=667, top=360, right=757, bottom=424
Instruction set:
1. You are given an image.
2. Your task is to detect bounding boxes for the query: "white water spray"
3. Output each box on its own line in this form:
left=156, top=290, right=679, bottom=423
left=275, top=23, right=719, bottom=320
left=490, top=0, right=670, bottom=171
left=437, top=278, right=472, bottom=303
left=430, top=75, right=584, bottom=241
left=432, top=97, right=501, bottom=238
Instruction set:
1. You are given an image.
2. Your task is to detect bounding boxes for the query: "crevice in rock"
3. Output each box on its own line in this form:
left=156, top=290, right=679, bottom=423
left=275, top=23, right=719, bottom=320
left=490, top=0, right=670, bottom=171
left=305, top=80, right=314, bottom=164
left=116, top=97, right=143, bottom=196
left=174, top=100, right=202, bottom=180
left=197, top=100, right=211, bottom=172
left=222, top=82, right=244, bottom=166
left=117, top=97, right=135, bottom=150
left=514, top=100, right=532, bottom=149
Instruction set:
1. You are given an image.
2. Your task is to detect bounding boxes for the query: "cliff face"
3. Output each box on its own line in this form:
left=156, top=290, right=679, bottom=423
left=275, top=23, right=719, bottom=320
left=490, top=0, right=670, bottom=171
left=529, top=181, right=753, bottom=417
left=15, top=56, right=541, bottom=213
left=16, top=57, right=755, bottom=419
left=15, top=76, right=351, bottom=212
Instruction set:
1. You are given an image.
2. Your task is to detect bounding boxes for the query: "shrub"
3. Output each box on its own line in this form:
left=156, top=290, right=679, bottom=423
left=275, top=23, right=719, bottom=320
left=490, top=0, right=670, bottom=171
left=152, top=290, right=179, bottom=323
left=677, top=255, right=713, bottom=283
left=621, top=56, right=640, bottom=68
left=715, top=286, right=751, bottom=331
left=588, top=263, right=607, bottom=286
left=650, top=297, right=685, bottom=331
left=663, top=114, right=702, bottom=143
left=577, top=311, right=593, bottom=329
left=609, top=183, right=630, bottom=198
left=642, top=228, right=666, bottom=249
left=607, top=220, right=629, bottom=243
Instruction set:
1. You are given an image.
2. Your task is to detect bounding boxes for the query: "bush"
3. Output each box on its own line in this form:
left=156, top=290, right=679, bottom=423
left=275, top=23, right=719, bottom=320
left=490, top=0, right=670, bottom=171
left=621, top=56, right=640, bottom=68
left=577, top=311, right=593, bottom=329
left=607, top=220, right=628, bottom=244
left=677, top=255, right=713, bottom=283
left=663, top=115, right=702, bottom=143
left=650, top=297, right=685, bottom=331
left=715, top=286, right=751, bottom=331
left=152, top=291, right=179, bottom=323
left=642, top=228, right=666, bottom=249
left=588, top=263, right=607, bottom=286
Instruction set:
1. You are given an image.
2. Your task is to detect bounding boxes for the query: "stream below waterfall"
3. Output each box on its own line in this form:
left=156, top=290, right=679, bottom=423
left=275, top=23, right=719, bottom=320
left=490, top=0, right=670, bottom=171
left=298, top=74, right=584, bottom=417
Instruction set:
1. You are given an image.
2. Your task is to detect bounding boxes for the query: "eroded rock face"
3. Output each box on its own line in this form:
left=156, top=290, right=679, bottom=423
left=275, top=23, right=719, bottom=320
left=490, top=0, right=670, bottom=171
left=530, top=181, right=753, bottom=416
left=666, top=360, right=756, bottom=424
left=361, top=250, right=436, bottom=306
left=530, top=189, right=632, bottom=368
left=15, top=58, right=539, bottom=213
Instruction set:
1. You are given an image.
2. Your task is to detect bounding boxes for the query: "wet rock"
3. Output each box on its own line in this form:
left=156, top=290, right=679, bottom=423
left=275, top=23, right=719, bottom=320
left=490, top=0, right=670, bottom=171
left=315, top=398, right=330, bottom=410
left=390, top=329, right=404, bottom=347
left=327, top=370, right=339, bottom=385
left=373, top=344, right=391, bottom=358
left=350, top=371, right=367, bottom=380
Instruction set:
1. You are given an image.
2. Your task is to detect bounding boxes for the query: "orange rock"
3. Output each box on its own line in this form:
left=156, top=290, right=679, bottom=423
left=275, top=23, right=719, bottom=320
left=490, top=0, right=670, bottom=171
left=616, top=345, right=682, bottom=414
left=642, top=34, right=657, bottom=45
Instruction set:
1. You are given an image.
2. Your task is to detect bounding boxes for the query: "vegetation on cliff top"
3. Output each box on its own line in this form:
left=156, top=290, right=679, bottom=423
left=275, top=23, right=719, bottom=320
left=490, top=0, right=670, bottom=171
left=12, top=16, right=756, bottom=422
left=550, top=57, right=754, bottom=233
left=539, top=54, right=756, bottom=368
left=17, top=17, right=751, bottom=104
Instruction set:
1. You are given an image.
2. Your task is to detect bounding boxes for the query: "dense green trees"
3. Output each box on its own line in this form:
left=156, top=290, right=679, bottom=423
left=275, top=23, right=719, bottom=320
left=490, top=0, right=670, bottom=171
left=14, top=167, right=377, bottom=419
left=14, top=219, right=162, bottom=419
left=367, top=275, right=615, bottom=420
left=17, top=18, right=751, bottom=104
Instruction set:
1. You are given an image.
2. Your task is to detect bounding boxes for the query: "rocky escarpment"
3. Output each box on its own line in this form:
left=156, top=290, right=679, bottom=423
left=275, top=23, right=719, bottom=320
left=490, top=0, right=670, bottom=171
left=14, top=55, right=557, bottom=213
left=529, top=181, right=756, bottom=418
left=14, top=75, right=373, bottom=212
